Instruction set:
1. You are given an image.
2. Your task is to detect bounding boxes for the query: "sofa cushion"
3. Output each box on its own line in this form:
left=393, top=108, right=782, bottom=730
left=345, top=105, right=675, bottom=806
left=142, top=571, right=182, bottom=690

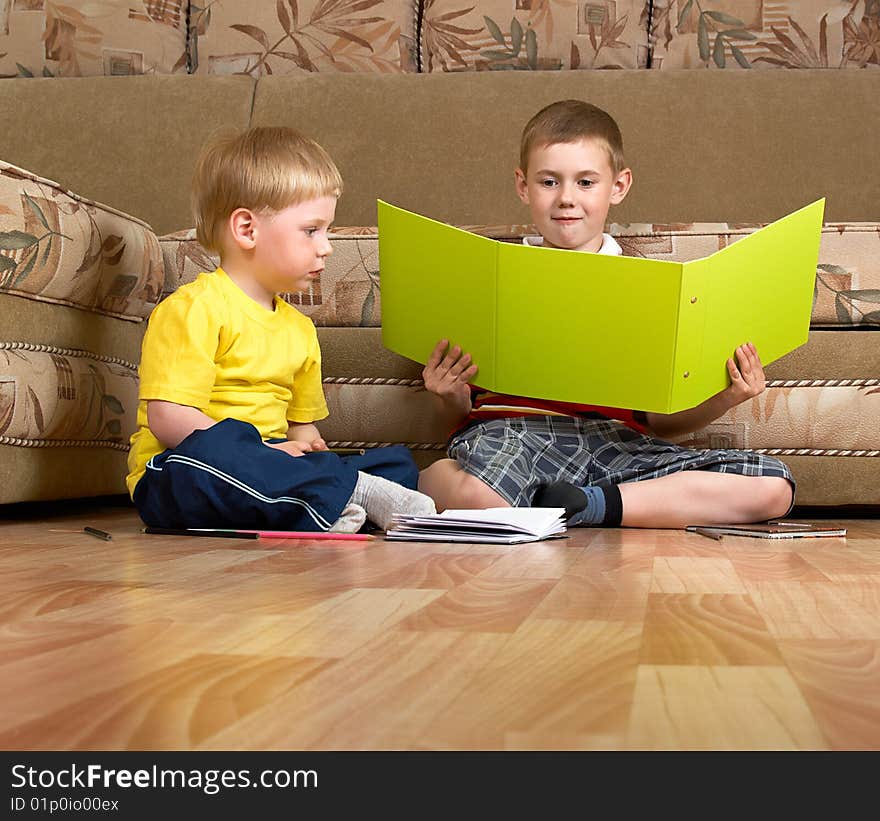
left=0, top=0, right=188, bottom=78
left=648, top=0, right=879, bottom=71
left=0, top=343, right=138, bottom=448
left=247, top=70, right=880, bottom=226
left=161, top=219, right=880, bottom=328
left=191, top=0, right=418, bottom=75
left=0, top=76, right=257, bottom=236
left=0, top=161, right=163, bottom=321
left=0, top=293, right=147, bottom=365
left=421, top=0, right=649, bottom=72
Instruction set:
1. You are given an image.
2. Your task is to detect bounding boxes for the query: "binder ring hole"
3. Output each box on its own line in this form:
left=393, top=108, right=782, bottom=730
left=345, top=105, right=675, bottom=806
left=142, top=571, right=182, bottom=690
left=683, top=371, right=690, bottom=379
left=690, top=297, right=698, bottom=304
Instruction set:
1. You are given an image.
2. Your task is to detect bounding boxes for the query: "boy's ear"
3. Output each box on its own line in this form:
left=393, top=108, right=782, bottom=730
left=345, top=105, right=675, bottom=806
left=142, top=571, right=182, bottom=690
left=610, top=168, right=633, bottom=205
left=228, top=208, right=257, bottom=250
left=514, top=168, right=530, bottom=205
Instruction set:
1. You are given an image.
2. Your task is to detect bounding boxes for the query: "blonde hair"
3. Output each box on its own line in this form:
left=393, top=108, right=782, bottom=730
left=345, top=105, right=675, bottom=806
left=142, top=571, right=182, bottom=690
left=192, top=126, right=343, bottom=253
left=520, top=99, right=625, bottom=176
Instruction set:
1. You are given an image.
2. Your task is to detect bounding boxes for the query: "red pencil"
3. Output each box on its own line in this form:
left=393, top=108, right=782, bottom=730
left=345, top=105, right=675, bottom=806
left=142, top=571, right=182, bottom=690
left=241, top=530, right=375, bottom=541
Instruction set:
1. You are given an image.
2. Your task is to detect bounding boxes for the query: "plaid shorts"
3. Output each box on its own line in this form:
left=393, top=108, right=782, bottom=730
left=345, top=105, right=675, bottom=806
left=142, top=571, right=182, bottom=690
left=448, top=415, right=795, bottom=508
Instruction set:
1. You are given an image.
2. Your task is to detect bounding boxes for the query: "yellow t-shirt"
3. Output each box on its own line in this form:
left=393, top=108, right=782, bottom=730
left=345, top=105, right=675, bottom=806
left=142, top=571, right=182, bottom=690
left=126, top=267, right=329, bottom=497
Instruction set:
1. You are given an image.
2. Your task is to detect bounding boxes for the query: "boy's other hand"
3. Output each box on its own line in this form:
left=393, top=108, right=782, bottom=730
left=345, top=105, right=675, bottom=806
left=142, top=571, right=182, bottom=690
left=268, top=440, right=314, bottom=457
left=423, top=339, right=478, bottom=403
left=724, top=342, right=767, bottom=406
left=310, top=438, right=328, bottom=451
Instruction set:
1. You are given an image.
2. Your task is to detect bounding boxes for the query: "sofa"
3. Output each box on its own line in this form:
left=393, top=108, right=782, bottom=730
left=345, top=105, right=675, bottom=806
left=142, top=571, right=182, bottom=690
left=0, top=67, right=878, bottom=507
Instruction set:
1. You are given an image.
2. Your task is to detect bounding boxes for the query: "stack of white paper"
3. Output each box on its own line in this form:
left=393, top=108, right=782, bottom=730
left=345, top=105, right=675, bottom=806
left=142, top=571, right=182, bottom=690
left=385, top=507, right=567, bottom=544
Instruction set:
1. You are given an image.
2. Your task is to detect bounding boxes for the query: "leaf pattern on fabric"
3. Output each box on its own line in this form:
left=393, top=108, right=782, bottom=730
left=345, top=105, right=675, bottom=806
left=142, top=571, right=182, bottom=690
left=195, top=0, right=412, bottom=75
left=650, top=0, right=879, bottom=70
left=422, top=0, right=643, bottom=71
left=0, top=161, right=162, bottom=320
left=159, top=220, right=880, bottom=329
left=0, top=0, right=188, bottom=76
left=0, top=349, right=137, bottom=443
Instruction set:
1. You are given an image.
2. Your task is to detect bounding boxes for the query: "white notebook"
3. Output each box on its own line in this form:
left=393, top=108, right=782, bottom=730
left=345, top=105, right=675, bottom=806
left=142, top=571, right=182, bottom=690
left=385, top=507, right=567, bottom=544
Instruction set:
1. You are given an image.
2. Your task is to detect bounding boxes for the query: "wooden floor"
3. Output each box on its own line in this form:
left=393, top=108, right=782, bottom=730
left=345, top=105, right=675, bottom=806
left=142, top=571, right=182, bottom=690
left=1, top=504, right=879, bottom=751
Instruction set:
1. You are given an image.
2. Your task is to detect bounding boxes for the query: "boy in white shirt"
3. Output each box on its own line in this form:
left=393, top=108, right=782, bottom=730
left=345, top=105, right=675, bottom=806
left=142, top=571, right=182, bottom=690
left=418, top=100, right=794, bottom=528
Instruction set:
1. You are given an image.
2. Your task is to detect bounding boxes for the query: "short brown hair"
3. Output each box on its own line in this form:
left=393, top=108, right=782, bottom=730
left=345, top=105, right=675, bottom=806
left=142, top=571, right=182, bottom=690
left=519, top=99, right=625, bottom=176
left=192, top=126, right=343, bottom=253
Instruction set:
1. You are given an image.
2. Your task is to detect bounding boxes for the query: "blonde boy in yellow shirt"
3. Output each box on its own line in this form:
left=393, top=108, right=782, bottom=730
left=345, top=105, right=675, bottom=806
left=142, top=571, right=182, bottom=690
left=127, top=127, right=435, bottom=532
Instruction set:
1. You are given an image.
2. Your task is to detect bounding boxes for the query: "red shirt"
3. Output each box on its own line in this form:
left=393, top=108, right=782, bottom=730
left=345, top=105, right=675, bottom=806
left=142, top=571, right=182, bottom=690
left=457, top=388, right=650, bottom=436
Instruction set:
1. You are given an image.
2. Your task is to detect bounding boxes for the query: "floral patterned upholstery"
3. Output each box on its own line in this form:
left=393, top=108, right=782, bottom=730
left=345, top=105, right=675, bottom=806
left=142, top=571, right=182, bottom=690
left=421, top=0, right=649, bottom=71
left=190, top=0, right=418, bottom=75
left=0, top=161, right=163, bottom=321
left=0, top=0, right=189, bottom=78
left=648, top=1, right=879, bottom=71
left=161, top=221, right=880, bottom=329
left=2, top=1, right=876, bottom=78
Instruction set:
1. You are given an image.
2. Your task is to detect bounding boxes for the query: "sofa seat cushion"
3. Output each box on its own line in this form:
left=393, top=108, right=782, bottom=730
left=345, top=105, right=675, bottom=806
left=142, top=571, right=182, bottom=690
left=0, top=161, right=163, bottom=321
left=162, top=218, right=880, bottom=329
left=0, top=343, right=138, bottom=449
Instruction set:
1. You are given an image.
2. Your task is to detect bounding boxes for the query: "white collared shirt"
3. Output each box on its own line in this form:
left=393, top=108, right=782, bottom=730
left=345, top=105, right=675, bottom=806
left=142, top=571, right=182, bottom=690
left=522, top=232, right=622, bottom=256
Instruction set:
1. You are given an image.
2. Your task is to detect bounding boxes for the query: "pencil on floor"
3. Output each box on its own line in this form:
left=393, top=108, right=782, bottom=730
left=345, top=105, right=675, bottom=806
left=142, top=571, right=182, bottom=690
left=83, top=526, right=112, bottom=541
left=245, top=530, right=375, bottom=541
left=691, top=527, right=724, bottom=541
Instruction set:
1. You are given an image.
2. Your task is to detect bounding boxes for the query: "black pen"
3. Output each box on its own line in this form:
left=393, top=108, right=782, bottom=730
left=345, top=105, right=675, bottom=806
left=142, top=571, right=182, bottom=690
left=83, top=526, right=112, bottom=541
left=143, top=527, right=259, bottom=540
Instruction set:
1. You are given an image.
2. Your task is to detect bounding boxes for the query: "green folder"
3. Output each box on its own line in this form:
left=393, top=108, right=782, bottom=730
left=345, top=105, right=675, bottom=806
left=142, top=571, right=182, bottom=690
left=378, top=198, right=825, bottom=414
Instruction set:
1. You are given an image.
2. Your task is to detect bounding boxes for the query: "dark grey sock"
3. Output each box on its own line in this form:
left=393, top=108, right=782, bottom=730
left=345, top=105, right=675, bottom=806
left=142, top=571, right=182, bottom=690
left=533, top=481, right=623, bottom=527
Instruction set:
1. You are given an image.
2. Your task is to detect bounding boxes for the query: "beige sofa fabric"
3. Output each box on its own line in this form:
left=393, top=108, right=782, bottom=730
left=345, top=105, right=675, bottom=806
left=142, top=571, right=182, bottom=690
left=160, top=221, right=880, bottom=329
left=0, top=345, right=138, bottom=446
left=0, top=443, right=130, bottom=504
left=421, top=0, right=649, bottom=72
left=780, top=455, right=879, bottom=507
left=250, top=70, right=880, bottom=227
left=0, top=156, right=157, bottom=503
left=1, top=71, right=877, bottom=232
left=0, top=294, right=147, bottom=364
left=0, top=75, right=256, bottom=236
left=191, top=0, right=418, bottom=75
left=648, top=0, right=879, bottom=71
left=0, top=161, right=163, bottom=321
left=0, top=0, right=188, bottom=78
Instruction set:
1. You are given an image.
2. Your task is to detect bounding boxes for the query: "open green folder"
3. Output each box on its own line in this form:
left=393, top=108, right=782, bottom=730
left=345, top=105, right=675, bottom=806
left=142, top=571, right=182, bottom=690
left=378, top=198, right=825, bottom=414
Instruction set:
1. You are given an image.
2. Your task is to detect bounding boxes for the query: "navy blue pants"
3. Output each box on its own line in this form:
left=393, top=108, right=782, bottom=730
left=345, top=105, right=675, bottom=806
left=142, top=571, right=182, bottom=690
left=132, top=418, right=420, bottom=531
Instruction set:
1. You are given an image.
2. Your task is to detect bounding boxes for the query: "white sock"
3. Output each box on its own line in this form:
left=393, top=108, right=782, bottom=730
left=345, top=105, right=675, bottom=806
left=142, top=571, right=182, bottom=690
left=349, top=471, right=436, bottom=530
left=328, top=503, right=367, bottom=533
